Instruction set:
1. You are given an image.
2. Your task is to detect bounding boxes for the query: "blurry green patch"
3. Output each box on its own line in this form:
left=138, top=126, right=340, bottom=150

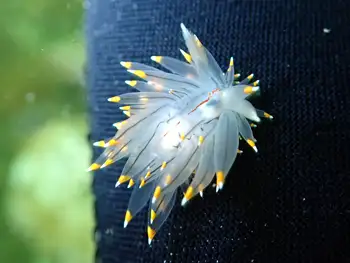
left=5, top=117, right=94, bottom=263
left=48, top=39, right=86, bottom=84
left=0, top=0, right=91, bottom=262
left=1, top=0, right=83, bottom=53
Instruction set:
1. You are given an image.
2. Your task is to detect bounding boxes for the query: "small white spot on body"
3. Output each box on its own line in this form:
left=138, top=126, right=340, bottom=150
left=323, top=28, right=331, bottom=33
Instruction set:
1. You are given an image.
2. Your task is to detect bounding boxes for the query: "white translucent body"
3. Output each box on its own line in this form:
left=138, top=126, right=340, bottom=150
left=91, top=23, right=272, bottom=244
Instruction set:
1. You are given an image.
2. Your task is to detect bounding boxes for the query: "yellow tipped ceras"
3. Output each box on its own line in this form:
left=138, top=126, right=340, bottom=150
left=124, top=210, right=132, bottom=228
left=125, top=80, right=137, bottom=87
left=120, top=61, right=132, bottom=69
left=244, top=86, right=259, bottom=94
left=101, top=158, right=113, bottom=168
left=128, top=69, right=147, bottom=79
left=108, top=96, right=121, bottom=103
left=181, top=186, right=194, bottom=206
left=152, top=186, right=161, bottom=204
left=113, top=120, right=127, bottom=129
left=87, top=163, right=101, bottom=172
left=216, top=171, right=224, bottom=192
left=147, top=226, right=156, bottom=245
left=115, top=175, right=131, bottom=187
left=246, top=139, right=258, bottom=152
left=151, top=56, right=163, bottom=63
left=150, top=209, right=156, bottom=224
left=93, top=140, right=106, bottom=147
left=127, top=179, right=135, bottom=188
left=180, top=49, right=192, bottom=63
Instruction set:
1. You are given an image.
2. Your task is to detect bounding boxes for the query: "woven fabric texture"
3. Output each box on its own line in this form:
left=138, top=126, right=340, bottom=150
left=86, top=0, right=350, bottom=262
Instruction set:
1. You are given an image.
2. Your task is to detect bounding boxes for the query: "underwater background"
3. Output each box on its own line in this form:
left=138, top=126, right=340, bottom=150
left=1, top=0, right=349, bottom=262
left=0, top=1, right=94, bottom=262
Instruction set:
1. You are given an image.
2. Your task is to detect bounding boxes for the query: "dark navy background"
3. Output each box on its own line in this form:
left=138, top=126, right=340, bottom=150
left=86, top=0, right=350, bottom=262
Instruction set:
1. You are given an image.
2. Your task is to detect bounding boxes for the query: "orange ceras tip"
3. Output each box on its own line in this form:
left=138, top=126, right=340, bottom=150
left=216, top=171, right=224, bottom=192
left=264, top=112, right=274, bottom=119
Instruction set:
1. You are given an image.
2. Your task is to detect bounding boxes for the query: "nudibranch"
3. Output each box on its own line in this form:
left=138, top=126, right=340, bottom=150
left=88, top=23, right=272, bottom=245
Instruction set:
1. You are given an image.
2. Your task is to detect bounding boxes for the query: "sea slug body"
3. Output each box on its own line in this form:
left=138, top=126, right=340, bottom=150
left=88, top=23, right=273, bottom=245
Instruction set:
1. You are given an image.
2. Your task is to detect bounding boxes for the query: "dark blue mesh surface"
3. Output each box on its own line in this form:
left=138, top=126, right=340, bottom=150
left=86, top=0, right=350, bottom=262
